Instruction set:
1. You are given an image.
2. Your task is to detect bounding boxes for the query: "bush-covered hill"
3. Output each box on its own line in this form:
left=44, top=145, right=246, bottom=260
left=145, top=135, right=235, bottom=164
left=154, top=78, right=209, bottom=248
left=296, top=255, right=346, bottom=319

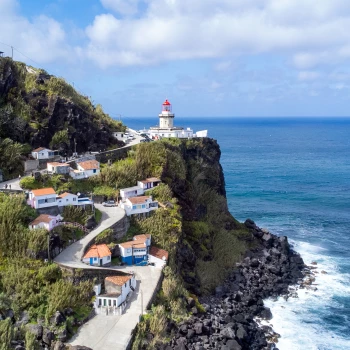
left=0, top=57, right=125, bottom=179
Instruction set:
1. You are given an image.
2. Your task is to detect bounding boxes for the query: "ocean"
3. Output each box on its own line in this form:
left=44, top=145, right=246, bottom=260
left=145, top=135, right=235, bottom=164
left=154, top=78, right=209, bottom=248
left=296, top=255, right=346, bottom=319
left=123, top=116, right=350, bottom=350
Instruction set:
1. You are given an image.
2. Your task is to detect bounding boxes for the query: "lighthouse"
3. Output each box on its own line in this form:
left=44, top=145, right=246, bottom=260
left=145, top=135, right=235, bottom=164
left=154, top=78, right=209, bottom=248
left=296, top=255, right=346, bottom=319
left=149, top=99, right=207, bottom=139
left=159, top=99, right=175, bottom=128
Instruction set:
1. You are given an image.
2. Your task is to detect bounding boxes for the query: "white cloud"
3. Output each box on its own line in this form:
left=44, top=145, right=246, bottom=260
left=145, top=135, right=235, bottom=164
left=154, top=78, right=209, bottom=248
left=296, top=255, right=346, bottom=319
left=0, top=0, right=69, bottom=64
left=80, top=0, right=350, bottom=68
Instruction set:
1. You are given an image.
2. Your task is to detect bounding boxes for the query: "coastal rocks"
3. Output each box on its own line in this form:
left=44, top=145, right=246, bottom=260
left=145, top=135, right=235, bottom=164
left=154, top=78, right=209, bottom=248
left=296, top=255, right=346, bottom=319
left=164, top=222, right=306, bottom=350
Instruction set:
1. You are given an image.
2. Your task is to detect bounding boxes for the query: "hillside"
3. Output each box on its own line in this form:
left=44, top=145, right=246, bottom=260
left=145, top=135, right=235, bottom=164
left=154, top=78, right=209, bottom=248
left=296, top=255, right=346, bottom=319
left=0, top=57, right=125, bottom=179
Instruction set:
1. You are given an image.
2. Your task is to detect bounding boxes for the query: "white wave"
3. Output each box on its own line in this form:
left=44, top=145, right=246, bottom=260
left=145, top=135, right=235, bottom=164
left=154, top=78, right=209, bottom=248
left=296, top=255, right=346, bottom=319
left=263, top=240, right=350, bottom=350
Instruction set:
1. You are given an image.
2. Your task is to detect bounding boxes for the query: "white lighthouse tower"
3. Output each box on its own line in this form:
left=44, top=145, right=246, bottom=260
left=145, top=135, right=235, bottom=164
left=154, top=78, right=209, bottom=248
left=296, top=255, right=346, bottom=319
left=159, top=99, right=174, bottom=128
left=149, top=99, right=207, bottom=139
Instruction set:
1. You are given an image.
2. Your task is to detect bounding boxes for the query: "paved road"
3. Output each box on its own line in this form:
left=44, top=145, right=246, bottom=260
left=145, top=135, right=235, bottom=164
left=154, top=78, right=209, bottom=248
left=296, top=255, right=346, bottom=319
left=54, top=204, right=126, bottom=268
left=69, top=265, right=162, bottom=350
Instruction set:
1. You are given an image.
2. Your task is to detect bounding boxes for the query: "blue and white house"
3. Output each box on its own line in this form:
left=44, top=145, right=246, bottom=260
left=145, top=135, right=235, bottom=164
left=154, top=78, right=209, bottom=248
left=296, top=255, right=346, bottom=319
left=119, top=234, right=151, bottom=266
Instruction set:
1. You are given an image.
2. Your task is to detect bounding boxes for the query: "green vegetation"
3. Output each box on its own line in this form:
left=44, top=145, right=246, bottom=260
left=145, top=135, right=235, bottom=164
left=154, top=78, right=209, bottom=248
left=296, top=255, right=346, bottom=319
left=94, top=207, right=102, bottom=223
left=0, top=193, right=94, bottom=348
left=49, top=129, right=69, bottom=149
left=0, top=138, right=24, bottom=179
left=0, top=57, right=126, bottom=179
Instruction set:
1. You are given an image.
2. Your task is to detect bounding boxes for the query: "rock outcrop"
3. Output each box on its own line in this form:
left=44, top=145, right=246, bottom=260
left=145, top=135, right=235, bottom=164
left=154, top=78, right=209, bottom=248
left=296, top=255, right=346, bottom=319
left=0, top=57, right=123, bottom=155
left=163, top=222, right=306, bottom=350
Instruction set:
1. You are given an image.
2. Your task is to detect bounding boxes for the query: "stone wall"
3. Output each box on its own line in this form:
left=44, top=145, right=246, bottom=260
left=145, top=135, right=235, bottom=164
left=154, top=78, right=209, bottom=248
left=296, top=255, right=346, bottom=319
left=82, top=213, right=129, bottom=258
left=59, top=265, right=131, bottom=285
left=95, top=145, right=131, bottom=163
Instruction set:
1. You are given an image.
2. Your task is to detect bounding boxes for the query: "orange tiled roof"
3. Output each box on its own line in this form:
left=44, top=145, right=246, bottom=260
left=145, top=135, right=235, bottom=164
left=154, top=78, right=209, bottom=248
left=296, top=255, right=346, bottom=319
left=105, top=275, right=132, bottom=286
left=32, top=147, right=47, bottom=152
left=31, top=188, right=56, bottom=196
left=30, top=214, right=55, bottom=226
left=149, top=246, right=168, bottom=261
left=59, top=192, right=73, bottom=198
left=134, top=234, right=151, bottom=242
left=83, top=244, right=111, bottom=259
left=128, top=196, right=151, bottom=204
left=119, top=241, right=146, bottom=248
left=78, top=160, right=99, bottom=170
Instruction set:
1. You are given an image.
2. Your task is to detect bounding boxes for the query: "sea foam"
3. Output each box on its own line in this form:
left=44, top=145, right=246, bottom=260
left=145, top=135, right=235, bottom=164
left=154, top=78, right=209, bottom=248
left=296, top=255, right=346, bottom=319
left=263, top=240, right=350, bottom=350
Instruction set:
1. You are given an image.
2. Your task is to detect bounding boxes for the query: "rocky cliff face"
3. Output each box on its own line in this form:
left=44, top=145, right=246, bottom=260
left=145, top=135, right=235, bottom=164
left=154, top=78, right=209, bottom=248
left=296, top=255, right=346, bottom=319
left=0, top=57, right=123, bottom=154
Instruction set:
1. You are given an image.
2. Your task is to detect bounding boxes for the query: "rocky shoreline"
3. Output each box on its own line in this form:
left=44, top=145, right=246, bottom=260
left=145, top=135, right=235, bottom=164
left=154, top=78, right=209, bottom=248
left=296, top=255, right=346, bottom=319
left=163, top=219, right=307, bottom=350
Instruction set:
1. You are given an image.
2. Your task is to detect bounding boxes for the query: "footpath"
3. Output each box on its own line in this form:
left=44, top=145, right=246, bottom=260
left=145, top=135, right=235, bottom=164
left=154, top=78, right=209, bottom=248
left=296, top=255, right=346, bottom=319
left=54, top=204, right=162, bottom=350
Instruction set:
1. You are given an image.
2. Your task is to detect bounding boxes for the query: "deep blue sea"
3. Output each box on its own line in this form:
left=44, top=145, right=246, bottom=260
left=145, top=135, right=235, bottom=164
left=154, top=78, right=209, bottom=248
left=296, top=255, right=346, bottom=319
left=124, top=116, right=350, bottom=350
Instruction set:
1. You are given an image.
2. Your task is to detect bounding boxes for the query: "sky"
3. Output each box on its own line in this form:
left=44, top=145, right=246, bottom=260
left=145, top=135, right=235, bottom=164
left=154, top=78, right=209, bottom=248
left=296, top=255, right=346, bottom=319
left=1, top=0, right=350, bottom=118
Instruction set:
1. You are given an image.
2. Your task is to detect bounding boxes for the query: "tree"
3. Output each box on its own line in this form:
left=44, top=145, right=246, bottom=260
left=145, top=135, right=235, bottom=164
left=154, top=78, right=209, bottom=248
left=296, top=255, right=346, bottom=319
left=0, top=319, right=13, bottom=350
left=49, top=129, right=69, bottom=149
left=0, top=138, right=24, bottom=179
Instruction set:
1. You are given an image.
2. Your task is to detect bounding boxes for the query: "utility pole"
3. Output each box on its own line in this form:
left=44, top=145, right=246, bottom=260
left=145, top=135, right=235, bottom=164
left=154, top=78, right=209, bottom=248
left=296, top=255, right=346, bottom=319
left=11, top=46, right=13, bottom=59
left=74, top=138, right=77, bottom=155
left=140, top=288, right=143, bottom=316
left=47, top=233, right=50, bottom=262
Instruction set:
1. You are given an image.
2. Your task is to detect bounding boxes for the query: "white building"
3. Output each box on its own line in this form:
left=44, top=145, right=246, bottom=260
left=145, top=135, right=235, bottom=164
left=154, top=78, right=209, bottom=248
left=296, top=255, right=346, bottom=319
left=119, top=185, right=144, bottom=199
left=76, top=160, right=100, bottom=177
left=95, top=274, right=136, bottom=309
left=27, top=188, right=57, bottom=209
left=29, top=214, right=63, bottom=231
left=137, top=177, right=161, bottom=191
left=83, top=244, right=112, bottom=266
left=148, top=100, right=208, bottom=139
left=27, top=188, right=93, bottom=209
left=119, top=234, right=151, bottom=265
left=31, top=147, right=59, bottom=160
left=120, top=196, right=158, bottom=216
left=148, top=246, right=169, bottom=268
left=47, top=162, right=70, bottom=175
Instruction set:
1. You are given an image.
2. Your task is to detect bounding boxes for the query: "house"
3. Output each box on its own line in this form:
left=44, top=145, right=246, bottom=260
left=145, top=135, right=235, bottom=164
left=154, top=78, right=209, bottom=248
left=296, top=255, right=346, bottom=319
left=119, top=185, right=144, bottom=199
left=83, top=244, right=112, bottom=266
left=95, top=274, right=136, bottom=309
left=119, top=178, right=161, bottom=199
left=119, top=234, right=151, bottom=266
left=27, top=188, right=57, bottom=209
left=47, top=162, right=70, bottom=175
left=29, top=214, right=63, bottom=231
left=31, top=147, right=59, bottom=160
left=137, top=177, right=161, bottom=191
left=148, top=246, right=169, bottom=268
left=120, top=196, right=158, bottom=216
left=76, top=160, right=100, bottom=177
left=27, top=188, right=93, bottom=210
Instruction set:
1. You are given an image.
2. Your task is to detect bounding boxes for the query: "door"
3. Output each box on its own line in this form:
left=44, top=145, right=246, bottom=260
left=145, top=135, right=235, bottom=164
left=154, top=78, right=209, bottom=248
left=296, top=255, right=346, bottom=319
left=99, top=259, right=103, bottom=266
left=90, top=257, right=93, bottom=265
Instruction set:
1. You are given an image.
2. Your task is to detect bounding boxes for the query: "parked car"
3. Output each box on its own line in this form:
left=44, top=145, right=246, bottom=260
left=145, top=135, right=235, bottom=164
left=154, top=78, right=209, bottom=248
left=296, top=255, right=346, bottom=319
left=102, top=200, right=116, bottom=207
left=140, top=139, right=149, bottom=143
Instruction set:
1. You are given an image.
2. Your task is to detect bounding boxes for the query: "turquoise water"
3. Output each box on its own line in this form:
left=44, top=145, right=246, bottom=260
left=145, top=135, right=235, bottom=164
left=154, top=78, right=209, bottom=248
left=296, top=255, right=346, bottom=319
left=124, top=116, right=350, bottom=349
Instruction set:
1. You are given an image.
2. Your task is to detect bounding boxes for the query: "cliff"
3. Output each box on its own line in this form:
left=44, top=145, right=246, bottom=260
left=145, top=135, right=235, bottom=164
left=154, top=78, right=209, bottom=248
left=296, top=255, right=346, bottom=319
left=0, top=57, right=124, bottom=178
left=131, top=138, right=306, bottom=350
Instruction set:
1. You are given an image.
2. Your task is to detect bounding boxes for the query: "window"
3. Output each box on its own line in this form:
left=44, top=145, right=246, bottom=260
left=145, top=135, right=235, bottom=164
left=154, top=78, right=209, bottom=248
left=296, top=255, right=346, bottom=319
left=73, top=198, right=76, bottom=201
left=66, top=199, right=68, bottom=202
left=127, top=248, right=131, bottom=253
left=142, top=204, right=145, bottom=208
left=93, top=169, right=96, bottom=173
left=107, top=256, right=111, bottom=261
left=125, top=283, right=127, bottom=287
left=108, top=299, right=111, bottom=306
left=113, top=300, right=116, bottom=306
left=94, top=257, right=97, bottom=261
left=132, top=205, right=137, bottom=210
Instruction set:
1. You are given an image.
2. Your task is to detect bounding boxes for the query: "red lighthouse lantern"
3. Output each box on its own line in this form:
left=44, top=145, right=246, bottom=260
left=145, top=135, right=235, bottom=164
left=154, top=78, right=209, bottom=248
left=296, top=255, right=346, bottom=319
left=162, top=99, right=172, bottom=112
